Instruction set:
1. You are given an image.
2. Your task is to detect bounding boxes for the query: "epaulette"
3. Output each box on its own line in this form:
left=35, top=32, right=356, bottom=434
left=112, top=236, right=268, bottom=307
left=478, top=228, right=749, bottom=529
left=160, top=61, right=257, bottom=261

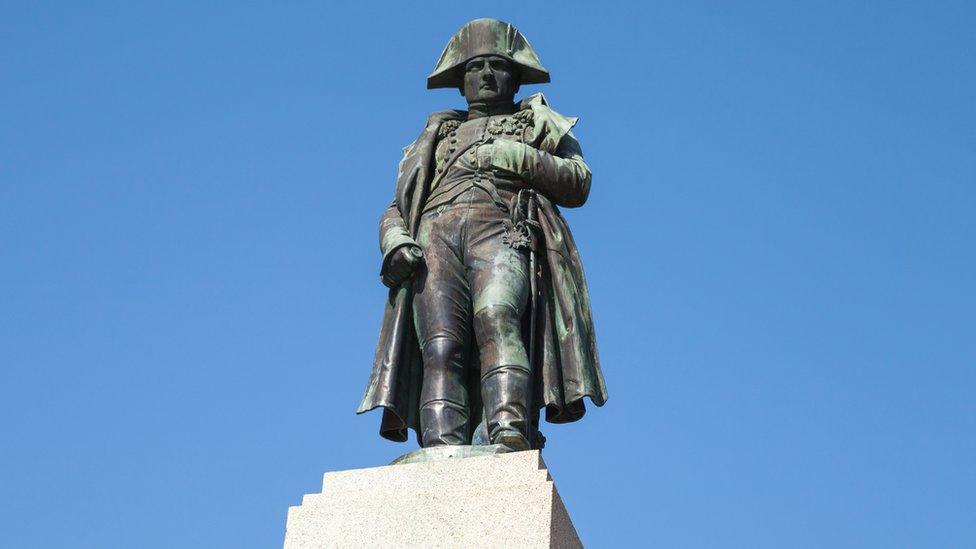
left=513, top=109, right=535, bottom=125
left=438, top=119, right=461, bottom=139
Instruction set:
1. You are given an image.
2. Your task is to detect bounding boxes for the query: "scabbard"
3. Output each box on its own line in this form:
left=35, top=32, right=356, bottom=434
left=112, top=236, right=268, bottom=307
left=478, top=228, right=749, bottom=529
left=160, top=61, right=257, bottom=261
left=526, top=192, right=539, bottom=370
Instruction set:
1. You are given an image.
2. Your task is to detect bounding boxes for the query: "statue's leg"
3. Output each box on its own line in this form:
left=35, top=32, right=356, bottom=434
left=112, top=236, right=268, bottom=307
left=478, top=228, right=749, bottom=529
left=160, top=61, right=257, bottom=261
left=467, top=204, right=532, bottom=451
left=412, top=208, right=473, bottom=447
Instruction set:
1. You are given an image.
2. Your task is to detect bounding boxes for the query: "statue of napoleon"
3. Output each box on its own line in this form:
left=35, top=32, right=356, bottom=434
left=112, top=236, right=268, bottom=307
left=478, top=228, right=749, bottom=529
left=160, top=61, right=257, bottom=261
left=358, top=19, right=607, bottom=452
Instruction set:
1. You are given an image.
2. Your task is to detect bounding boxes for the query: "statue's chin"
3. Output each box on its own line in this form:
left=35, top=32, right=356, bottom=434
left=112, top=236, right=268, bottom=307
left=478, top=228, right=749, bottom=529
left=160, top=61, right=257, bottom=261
left=467, top=92, right=514, bottom=105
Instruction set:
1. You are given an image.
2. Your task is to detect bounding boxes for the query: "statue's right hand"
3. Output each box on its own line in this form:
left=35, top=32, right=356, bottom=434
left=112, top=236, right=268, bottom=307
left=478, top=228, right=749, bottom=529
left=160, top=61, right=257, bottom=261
left=382, top=245, right=425, bottom=287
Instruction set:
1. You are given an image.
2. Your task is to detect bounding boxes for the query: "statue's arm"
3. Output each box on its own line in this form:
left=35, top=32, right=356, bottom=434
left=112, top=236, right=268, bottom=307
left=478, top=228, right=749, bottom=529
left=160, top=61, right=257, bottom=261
left=490, top=131, right=592, bottom=208
left=378, top=202, right=420, bottom=286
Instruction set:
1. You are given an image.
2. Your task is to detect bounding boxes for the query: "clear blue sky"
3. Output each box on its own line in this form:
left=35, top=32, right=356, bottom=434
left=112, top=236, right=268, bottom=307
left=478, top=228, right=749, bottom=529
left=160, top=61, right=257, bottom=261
left=2, top=2, right=973, bottom=547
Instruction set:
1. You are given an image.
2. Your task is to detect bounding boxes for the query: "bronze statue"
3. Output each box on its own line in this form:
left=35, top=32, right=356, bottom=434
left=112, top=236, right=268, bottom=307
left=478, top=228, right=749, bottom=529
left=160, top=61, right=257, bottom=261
left=358, top=18, right=607, bottom=452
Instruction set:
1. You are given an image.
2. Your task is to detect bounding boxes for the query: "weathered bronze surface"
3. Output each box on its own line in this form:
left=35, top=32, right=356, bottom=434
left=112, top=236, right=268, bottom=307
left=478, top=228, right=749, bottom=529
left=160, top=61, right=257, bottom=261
left=358, top=18, right=607, bottom=451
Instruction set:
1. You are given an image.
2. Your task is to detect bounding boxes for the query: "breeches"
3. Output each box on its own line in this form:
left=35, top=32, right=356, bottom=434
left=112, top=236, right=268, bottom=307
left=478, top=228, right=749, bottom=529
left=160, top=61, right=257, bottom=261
left=412, top=188, right=530, bottom=447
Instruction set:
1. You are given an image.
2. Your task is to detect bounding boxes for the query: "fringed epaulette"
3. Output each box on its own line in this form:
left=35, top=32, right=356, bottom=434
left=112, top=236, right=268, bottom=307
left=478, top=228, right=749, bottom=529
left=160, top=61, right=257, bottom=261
left=513, top=109, right=535, bottom=125
left=437, top=119, right=461, bottom=139
left=486, top=109, right=536, bottom=140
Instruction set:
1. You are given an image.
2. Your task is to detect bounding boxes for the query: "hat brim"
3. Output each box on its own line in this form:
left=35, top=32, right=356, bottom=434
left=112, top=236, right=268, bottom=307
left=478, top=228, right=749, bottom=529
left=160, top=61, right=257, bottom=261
left=426, top=59, right=550, bottom=89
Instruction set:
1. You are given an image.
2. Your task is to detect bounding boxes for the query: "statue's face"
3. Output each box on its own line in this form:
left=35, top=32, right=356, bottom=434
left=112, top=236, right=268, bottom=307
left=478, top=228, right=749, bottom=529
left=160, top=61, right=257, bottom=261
left=462, top=55, right=518, bottom=103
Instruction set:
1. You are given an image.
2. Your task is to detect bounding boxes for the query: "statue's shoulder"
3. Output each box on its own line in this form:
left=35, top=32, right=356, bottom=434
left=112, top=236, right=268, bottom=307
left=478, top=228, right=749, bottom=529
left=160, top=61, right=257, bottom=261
left=517, top=93, right=574, bottom=120
left=431, top=112, right=464, bottom=140
left=425, top=110, right=466, bottom=128
left=401, top=110, right=465, bottom=156
left=517, top=93, right=580, bottom=152
left=517, top=92, right=551, bottom=112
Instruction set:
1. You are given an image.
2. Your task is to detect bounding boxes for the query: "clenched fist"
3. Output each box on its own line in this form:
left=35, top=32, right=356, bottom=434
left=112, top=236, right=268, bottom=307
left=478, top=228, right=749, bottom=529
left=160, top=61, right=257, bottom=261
left=382, top=245, right=425, bottom=288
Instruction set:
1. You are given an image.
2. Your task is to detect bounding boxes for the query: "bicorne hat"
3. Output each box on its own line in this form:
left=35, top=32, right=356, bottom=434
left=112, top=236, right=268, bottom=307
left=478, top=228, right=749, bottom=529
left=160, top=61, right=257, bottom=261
left=427, top=18, right=550, bottom=89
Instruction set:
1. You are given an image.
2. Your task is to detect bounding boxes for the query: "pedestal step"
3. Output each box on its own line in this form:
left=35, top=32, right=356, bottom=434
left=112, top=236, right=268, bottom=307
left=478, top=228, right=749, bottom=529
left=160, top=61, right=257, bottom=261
left=284, top=450, right=582, bottom=548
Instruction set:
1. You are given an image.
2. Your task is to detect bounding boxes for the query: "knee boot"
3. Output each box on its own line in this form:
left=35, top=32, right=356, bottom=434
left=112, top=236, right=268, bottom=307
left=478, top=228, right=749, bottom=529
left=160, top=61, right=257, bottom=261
left=419, top=337, right=470, bottom=447
left=419, top=400, right=469, bottom=447
left=481, top=365, right=531, bottom=451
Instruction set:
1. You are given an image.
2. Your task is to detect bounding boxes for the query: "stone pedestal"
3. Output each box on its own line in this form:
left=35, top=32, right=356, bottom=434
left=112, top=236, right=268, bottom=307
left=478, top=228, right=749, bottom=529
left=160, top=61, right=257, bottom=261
left=283, top=450, right=582, bottom=548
